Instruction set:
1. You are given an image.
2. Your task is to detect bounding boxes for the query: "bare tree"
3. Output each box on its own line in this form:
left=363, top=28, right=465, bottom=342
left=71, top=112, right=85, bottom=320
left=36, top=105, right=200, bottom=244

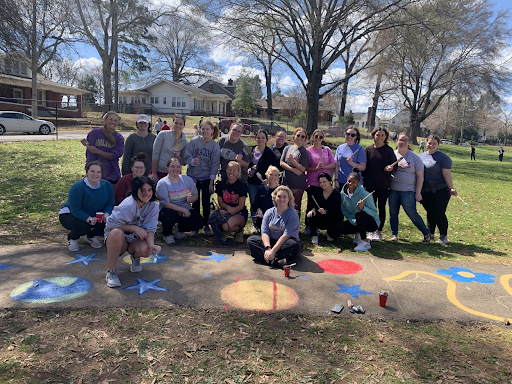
left=0, top=0, right=73, bottom=116
left=194, top=0, right=411, bottom=135
left=385, top=0, right=512, bottom=144
left=72, top=0, right=164, bottom=106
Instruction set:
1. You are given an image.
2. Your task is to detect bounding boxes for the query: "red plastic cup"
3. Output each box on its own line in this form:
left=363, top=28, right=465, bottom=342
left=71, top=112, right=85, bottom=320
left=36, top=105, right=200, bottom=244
left=379, top=293, right=388, bottom=307
left=96, top=212, right=104, bottom=222
left=284, top=265, right=291, bottom=277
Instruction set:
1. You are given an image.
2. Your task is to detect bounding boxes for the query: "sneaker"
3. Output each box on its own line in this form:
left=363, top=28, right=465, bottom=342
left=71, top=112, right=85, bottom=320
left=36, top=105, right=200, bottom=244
left=85, top=236, right=102, bottom=249
left=354, top=241, right=371, bottom=252
left=222, top=231, right=229, bottom=242
left=311, top=235, right=319, bottom=245
left=235, top=231, right=244, bottom=243
left=353, top=233, right=362, bottom=244
left=163, top=234, right=175, bottom=244
left=430, top=233, right=435, bottom=241
left=130, top=254, right=142, bottom=273
left=367, top=232, right=376, bottom=241
left=437, top=235, right=449, bottom=244
left=373, top=232, right=383, bottom=242
left=68, top=239, right=79, bottom=252
left=211, top=223, right=230, bottom=246
left=105, top=270, right=121, bottom=288
left=304, top=226, right=311, bottom=235
left=326, top=234, right=334, bottom=242
left=173, top=225, right=185, bottom=240
left=190, top=230, right=199, bottom=237
left=422, top=233, right=431, bottom=244
left=316, top=228, right=321, bottom=235
left=203, top=225, right=212, bottom=236
left=390, top=235, right=398, bottom=241
left=272, top=258, right=287, bottom=269
left=251, top=226, right=259, bottom=234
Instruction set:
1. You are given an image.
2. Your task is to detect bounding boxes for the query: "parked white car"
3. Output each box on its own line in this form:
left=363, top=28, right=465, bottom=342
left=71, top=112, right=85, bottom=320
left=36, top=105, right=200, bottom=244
left=0, top=111, right=56, bottom=135
left=440, top=139, right=453, bottom=145
left=460, top=141, right=470, bottom=146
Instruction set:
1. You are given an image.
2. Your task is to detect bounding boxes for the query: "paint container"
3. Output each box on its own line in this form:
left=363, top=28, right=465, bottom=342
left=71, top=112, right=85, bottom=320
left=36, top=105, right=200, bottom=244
left=96, top=212, right=104, bottom=222
left=284, top=265, right=291, bottom=277
left=379, top=290, right=389, bottom=307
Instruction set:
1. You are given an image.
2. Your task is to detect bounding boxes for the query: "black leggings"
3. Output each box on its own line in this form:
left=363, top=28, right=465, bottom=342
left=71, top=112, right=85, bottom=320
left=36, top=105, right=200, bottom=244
left=330, top=211, right=378, bottom=241
left=370, top=188, right=389, bottom=232
left=158, top=207, right=204, bottom=236
left=420, top=188, right=451, bottom=236
left=192, top=179, right=212, bottom=224
left=247, top=235, right=302, bottom=264
left=59, top=213, right=105, bottom=240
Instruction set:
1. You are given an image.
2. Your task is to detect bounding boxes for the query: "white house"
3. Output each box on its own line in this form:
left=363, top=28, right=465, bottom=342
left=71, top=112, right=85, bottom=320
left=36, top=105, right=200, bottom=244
left=390, top=110, right=427, bottom=136
left=332, top=111, right=383, bottom=129
left=118, top=79, right=230, bottom=115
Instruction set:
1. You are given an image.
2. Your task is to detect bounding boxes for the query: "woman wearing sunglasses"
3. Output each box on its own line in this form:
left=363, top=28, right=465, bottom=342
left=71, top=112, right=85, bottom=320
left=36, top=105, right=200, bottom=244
left=280, top=127, right=309, bottom=216
left=334, top=126, right=366, bottom=190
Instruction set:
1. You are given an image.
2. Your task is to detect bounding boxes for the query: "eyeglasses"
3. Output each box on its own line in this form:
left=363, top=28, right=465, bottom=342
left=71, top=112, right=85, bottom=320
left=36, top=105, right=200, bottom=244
left=345, top=133, right=357, bottom=137
left=232, top=129, right=243, bottom=133
left=296, top=134, right=306, bottom=138
left=315, top=135, right=324, bottom=139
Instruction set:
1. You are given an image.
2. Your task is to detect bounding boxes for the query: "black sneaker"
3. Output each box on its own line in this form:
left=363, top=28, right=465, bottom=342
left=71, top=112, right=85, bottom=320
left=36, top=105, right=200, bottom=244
left=272, top=258, right=287, bottom=269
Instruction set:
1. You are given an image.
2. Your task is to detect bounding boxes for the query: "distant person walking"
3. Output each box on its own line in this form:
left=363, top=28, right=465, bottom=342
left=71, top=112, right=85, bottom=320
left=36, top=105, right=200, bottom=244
left=470, top=145, right=476, bottom=161
left=154, top=118, right=163, bottom=135
left=499, top=146, right=504, bottom=162
left=419, top=140, right=425, bottom=153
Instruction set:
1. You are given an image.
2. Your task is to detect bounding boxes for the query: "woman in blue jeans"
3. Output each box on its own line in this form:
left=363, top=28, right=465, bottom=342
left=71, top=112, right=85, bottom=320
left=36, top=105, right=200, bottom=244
left=386, top=133, right=430, bottom=243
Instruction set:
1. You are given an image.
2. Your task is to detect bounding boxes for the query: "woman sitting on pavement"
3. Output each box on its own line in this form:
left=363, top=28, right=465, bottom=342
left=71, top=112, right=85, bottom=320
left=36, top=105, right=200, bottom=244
left=156, top=158, right=203, bottom=244
left=182, top=121, right=221, bottom=236
left=59, top=160, right=114, bottom=252
left=330, top=170, right=380, bottom=252
left=115, top=152, right=147, bottom=205
left=104, top=176, right=160, bottom=288
left=252, top=166, right=281, bottom=231
left=247, top=185, right=302, bottom=269
left=305, top=173, right=342, bottom=245
left=209, top=161, right=248, bottom=245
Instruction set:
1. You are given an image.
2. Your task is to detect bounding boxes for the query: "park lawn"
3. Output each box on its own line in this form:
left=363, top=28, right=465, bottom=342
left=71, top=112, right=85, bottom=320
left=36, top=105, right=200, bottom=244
left=1, top=139, right=511, bottom=264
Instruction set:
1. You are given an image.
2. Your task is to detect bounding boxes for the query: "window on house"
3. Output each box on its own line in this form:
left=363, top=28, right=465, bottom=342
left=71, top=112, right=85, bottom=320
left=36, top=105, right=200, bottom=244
left=37, top=90, right=45, bottom=106
left=130, top=97, right=135, bottom=104
left=163, top=97, right=167, bottom=105
left=172, top=97, right=176, bottom=107
left=13, top=88, right=23, bottom=102
left=142, top=98, right=147, bottom=104
left=150, top=97, right=154, bottom=104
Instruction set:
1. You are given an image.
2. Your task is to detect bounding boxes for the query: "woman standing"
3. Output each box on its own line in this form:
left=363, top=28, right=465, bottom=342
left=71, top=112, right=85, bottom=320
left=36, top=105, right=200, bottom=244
left=247, top=130, right=279, bottom=219
left=387, top=132, right=430, bottom=243
left=419, top=135, right=457, bottom=244
left=209, top=161, right=248, bottom=245
left=247, top=186, right=302, bottom=269
left=305, top=173, right=342, bottom=245
left=115, top=153, right=147, bottom=205
left=59, top=161, right=114, bottom=251
left=183, top=121, right=221, bottom=236
left=150, top=115, right=188, bottom=181
left=104, top=176, right=160, bottom=288
left=218, top=122, right=251, bottom=181
left=85, top=111, right=124, bottom=184
left=363, top=127, right=396, bottom=241
left=280, top=127, right=309, bottom=215
left=156, top=158, right=203, bottom=244
left=334, top=126, right=366, bottom=189
left=121, top=114, right=156, bottom=176
left=252, top=166, right=281, bottom=230
left=330, top=171, right=380, bottom=251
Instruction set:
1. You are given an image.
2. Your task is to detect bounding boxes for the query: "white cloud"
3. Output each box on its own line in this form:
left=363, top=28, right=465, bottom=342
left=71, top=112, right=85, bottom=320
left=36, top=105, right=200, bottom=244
left=324, top=67, right=346, bottom=83
left=277, top=75, right=297, bottom=90
left=74, top=57, right=102, bottom=71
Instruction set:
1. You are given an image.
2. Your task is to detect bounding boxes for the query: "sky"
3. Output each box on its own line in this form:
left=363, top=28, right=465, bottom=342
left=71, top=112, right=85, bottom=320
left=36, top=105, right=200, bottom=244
left=69, top=0, right=512, bottom=117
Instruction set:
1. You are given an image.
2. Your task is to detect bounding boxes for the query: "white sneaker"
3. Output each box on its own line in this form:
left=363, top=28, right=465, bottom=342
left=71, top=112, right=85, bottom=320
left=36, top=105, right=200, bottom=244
left=251, top=226, right=259, bottom=234
left=105, top=270, right=121, bottom=288
left=130, top=254, right=142, bottom=273
left=354, top=241, right=371, bottom=252
left=373, top=232, right=383, bottom=242
left=326, top=234, right=334, bottom=242
left=222, top=231, right=229, bottom=241
left=163, top=234, right=175, bottom=244
left=353, top=233, right=362, bottom=244
left=437, top=235, right=449, bottom=244
left=173, top=225, right=185, bottom=240
left=85, top=236, right=102, bottom=249
left=367, top=232, right=376, bottom=241
left=311, top=236, right=319, bottom=245
left=68, top=239, right=79, bottom=252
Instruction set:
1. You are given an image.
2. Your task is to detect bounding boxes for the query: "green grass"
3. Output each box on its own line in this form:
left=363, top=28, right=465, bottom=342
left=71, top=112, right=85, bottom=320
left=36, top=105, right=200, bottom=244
left=1, top=139, right=511, bottom=264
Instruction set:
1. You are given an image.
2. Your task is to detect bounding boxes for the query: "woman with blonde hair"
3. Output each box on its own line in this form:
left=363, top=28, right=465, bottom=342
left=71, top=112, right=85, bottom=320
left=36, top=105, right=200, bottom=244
left=84, top=111, right=125, bottom=184
left=252, top=165, right=281, bottom=230
left=247, top=185, right=302, bottom=269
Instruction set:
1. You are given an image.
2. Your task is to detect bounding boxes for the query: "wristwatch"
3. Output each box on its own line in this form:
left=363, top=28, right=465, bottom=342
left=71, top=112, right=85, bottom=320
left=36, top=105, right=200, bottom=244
left=265, top=245, right=271, bottom=250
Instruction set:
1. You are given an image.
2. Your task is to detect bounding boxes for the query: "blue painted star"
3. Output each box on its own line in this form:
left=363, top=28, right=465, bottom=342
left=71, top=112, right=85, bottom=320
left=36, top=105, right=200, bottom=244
left=122, top=278, right=169, bottom=295
left=0, top=263, right=29, bottom=270
left=201, top=252, right=232, bottom=263
left=335, top=284, right=373, bottom=299
left=64, top=253, right=102, bottom=266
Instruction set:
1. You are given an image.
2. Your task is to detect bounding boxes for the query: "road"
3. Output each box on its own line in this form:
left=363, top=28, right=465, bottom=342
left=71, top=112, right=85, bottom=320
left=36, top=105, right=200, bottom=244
left=0, top=130, right=132, bottom=143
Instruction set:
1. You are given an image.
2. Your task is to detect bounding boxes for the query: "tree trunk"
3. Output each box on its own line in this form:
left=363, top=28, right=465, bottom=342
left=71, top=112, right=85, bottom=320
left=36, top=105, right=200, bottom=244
left=306, top=74, right=321, bottom=136
left=265, top=67, right=273, bottom=119
left=338, top=78, right=349, bottom=117
left=409, top=109, right=421, bottom=145
left=368, top=73, right=382, bottom=129
left=30, top=0, right=37, bottom=118
left=102, top=56, right=113, bottom=109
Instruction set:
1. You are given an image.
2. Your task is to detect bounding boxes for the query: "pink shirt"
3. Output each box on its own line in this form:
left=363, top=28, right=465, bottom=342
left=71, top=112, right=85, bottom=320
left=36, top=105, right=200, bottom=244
left=306, top=146, right=335, bottom=187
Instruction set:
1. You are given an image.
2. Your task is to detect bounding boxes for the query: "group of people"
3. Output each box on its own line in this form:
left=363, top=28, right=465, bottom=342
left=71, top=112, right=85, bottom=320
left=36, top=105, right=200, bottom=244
left=59, top=111, right=458, bottom=288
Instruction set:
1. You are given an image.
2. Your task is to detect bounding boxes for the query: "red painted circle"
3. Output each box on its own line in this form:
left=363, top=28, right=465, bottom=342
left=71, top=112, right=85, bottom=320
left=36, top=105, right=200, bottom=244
left=317, top=259, right=363, bottom=275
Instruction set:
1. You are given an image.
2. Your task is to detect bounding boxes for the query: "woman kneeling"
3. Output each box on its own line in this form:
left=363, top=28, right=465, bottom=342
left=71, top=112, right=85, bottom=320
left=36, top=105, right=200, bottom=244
left=331, top=171, right=380, bottom=251
left=247, top=186, right=303, bottom=269
left=104, top=176, right=160, bottom=288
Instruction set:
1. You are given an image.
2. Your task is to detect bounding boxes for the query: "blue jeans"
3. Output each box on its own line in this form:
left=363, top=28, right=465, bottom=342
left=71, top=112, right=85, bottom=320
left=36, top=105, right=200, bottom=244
left=389, top=190, right=429, bottom=236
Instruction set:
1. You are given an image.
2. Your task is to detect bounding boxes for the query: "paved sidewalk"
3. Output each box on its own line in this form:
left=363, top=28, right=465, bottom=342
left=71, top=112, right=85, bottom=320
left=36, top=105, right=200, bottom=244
left=1, top=244, right=511, bottom=324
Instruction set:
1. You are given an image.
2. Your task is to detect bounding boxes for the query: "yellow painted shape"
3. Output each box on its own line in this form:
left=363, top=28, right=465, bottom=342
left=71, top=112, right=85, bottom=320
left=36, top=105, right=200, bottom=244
left=458, top=271, right=474, bottom=278
left=385, top=270, right=512, bottom=323
left=501, top=274, right=512, bottom=296
left=221, top=280, right=299, bottom=312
